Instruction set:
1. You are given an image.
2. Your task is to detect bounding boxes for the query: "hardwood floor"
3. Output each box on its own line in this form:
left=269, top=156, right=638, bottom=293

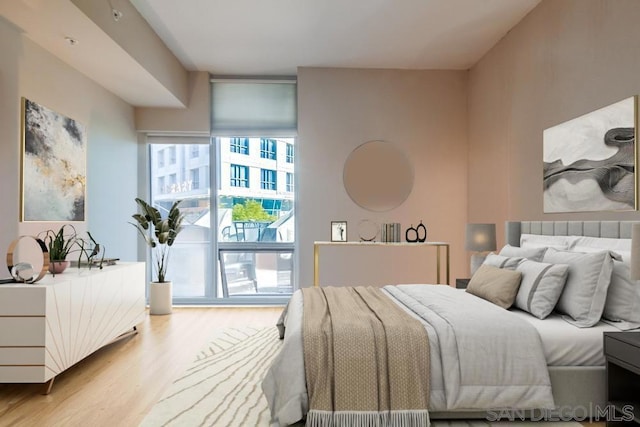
left=0, top=307, right=608, bottom=427
left=0, top=307, right=282, bottom=427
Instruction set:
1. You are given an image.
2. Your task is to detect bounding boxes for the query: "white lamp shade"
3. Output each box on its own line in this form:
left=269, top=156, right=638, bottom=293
left=465, top=223, right=497, bottom=252
left=631, top=224, right=640, bottom=280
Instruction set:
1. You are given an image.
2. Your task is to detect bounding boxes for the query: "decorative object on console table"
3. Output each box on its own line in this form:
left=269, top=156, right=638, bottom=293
left=603, top=332, right=640, bottom=426
left=38, top=225, right=105, bottom=275
left=407, top=221, right=427, bottom=243
left=330, top=221, right=347, bottom=242
left=358, top=219, right=378, bottom=242
left=5, top=235, right=50, bottom=283
left=21, top=97, right=87, bottom=222
left=456, top=278, right=470, bottom=289
left=131, top=198, right=184, bottom=315
left=381, top=222, right=401, bottom=242
left=465, top=223, right=496, bottom=276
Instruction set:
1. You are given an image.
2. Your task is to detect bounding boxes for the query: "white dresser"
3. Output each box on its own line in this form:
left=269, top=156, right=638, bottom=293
left=0, top=262, right=146, bottom=390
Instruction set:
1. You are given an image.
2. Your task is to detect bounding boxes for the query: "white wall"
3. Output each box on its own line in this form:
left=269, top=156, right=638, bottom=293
left=0, top=16, right=139, bottom=267
left=297, top=67, right=468, bottom=285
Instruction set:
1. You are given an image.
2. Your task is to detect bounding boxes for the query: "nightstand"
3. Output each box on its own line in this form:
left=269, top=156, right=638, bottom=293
left=603, top=332, right=640, bottom=426
left=455, top=278, right=470, bottom=289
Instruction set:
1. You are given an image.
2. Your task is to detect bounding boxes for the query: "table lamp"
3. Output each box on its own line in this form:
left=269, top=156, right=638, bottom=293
left=465, top=223, right=497, bottom=276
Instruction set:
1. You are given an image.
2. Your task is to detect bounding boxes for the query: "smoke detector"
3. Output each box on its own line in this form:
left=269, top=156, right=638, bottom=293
left=112, top=8, right=123, bottom=22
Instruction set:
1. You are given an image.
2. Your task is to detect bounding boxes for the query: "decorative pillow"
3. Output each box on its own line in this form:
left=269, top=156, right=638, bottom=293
left=483, top=253, right=523, bottom=270
left=543, top=248, right=614, bottom=327
left=499, top=244, right=547, bottom=262
left=571, top=236, right=631, bottom=254
left=520, top=234, right=578, bottom=250
left=569, top=245, right=640, bottom=330
left=514, top=260, right=570, bottom=319
left=466, top=264, right=522, bottom=309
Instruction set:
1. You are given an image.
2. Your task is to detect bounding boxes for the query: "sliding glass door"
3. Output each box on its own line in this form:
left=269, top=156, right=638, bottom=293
left=147, top=138, right=294, bottom=304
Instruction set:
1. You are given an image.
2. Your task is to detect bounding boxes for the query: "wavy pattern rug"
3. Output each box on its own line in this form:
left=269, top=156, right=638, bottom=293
left=141, top=327, right=582, bottom=427
left=141, top=327, right=282, bottom=427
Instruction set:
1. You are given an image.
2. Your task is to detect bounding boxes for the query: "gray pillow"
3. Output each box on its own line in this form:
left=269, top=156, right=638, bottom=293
left=483, top=253, right=523, bottom=270
left=543, top=248, right=614, bottom=327
left=514, top=260, right=569, bottom=319
left=466, top=264, right=522, bottom=309
left=499, top=244, right=547, bottom=262
left=601, top=259, right=640, bottom=330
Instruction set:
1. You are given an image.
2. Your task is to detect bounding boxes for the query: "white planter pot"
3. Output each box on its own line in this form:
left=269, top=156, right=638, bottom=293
left=149, top=281, right=172, bottom=315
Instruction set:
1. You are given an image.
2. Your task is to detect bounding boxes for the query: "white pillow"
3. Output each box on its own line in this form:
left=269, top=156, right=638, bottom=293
left=514, top=260, right=569, bottom=319
left=499, top=244, right=547, bottom=262
left=601, top=260, right=640, bottom=330
left=568, top=244, right=637, bottom=328
left=483, top=253, right=522, bottom=270
left=520, top=234, right=578, bottom=250
left=571, top=236, right=631, bottom=254
left=543, top=248, right=614, bottom=328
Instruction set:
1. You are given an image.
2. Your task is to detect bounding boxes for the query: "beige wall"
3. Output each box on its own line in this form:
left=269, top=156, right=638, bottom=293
left=71, top=0, right=189, bottom=107
left=298, top=67, right=468, bottom=286
left=469, top=0, right=640, bottom=246
left=135, top=71, right=210, bottom=133
left=0, top=16, right=139, bottom=263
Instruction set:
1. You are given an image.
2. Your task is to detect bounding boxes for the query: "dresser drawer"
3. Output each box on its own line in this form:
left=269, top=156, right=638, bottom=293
left=604, top=334, right=640, bottom=372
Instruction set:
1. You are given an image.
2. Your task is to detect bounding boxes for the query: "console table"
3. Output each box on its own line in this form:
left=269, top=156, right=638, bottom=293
left=313, top=241, right=450, bottom=287
left=0, top=262, right=146, bottom=393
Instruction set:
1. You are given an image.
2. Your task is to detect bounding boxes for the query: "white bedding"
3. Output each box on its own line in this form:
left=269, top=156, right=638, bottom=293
left=510, top=309, right=634, bottom=366
left=263, top=285, right=554, bottom=427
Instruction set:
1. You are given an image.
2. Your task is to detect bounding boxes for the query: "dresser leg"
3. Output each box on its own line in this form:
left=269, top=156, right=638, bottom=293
left=43, top=377, right=55, bottom=395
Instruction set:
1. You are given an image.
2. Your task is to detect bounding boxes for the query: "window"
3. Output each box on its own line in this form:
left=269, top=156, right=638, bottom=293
left=286, top=172, right=294, bottom=192
left=230, top=164, right=249, bottom=188
left=168, top=146, right=177, bottom=165
left=286, top=143, right=294, bottom=163
left=191, top=168, right=200, bottom=190
left=148, top=141, right=211, bottom=300
left=230, top=137, right=250, bottom=155
left=190, top=146, right=199, bottom=158
left=261, top=169, right=277, bottom=190
left=158, top=176, right=165, bottom=194
left=157, top=150, right=165, bottom=168
left=260, top=138, right=277, bottom=160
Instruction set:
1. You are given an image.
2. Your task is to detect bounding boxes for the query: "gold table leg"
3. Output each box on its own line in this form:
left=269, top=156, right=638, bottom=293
left=313, top=243, right=319, bottom=287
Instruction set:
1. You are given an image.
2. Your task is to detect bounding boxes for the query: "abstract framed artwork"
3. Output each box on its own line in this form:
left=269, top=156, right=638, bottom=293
left=543, top=96, right=637, bottom=213
left=21, top=98, right=86, bottom=221
left=331, top=221, right=347, bottom=242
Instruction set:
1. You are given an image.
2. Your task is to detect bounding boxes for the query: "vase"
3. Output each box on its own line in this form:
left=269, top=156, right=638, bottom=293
left=149, top=281, right=172, bottom=315
left=49, top=260, right=70, bottom=274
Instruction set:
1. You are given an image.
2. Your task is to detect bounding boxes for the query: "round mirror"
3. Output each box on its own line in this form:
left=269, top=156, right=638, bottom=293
left=343, top=140, right=414, bottom=212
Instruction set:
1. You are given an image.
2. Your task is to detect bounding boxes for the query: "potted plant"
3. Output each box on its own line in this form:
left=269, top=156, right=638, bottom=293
left=130, top=198, right=184, bottom=315
left=40, top=224, right=78, bottom=274
left=39, top=226, right=106, bottom=275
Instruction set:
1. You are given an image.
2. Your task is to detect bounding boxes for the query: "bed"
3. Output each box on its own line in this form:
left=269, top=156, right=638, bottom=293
left=263, top=220, right=640, bottom=426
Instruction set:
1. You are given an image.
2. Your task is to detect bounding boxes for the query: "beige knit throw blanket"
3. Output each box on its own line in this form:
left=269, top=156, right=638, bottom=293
left=301, top=286, right=430, bottom=427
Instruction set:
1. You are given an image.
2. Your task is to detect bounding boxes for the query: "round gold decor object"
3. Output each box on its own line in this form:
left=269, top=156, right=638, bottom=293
left=6, top=235, right=50, bottom=283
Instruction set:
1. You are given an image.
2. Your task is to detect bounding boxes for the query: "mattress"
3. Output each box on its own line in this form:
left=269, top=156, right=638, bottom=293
left=509, top=308, right=634, bottom=366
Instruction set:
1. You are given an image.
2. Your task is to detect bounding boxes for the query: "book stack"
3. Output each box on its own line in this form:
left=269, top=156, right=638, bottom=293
left=381, top=223, right=401, bottom=242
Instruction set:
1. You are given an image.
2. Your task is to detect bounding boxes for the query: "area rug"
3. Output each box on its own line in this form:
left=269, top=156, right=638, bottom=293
left=141, top=327, right=282, bottom=427
left=141, top=327, right=582, bottom=427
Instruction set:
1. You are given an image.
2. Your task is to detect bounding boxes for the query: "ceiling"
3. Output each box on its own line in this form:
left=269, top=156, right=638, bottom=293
left=131, top=0, right=541, bottom=75
left=1, top=0, right=541, bottom=106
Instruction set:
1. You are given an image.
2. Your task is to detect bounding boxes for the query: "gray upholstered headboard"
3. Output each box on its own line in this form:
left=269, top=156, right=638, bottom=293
left=505, top=221, right=640, bottom=247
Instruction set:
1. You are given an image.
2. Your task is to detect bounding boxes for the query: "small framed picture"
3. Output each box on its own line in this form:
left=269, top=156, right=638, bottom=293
left=331, top=221, right=348, bottom=242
